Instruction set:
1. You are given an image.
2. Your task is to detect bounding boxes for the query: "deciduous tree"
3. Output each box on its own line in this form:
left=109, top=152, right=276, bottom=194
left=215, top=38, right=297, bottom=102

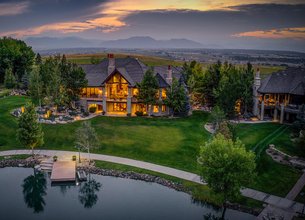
left=75, top=121, right=99, bottom=163
left=199, top=134, right=256, bottom=218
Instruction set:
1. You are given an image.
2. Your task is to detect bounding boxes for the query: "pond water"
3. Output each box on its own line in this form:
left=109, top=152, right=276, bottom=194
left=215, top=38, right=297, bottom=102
left=0, top=167, right=256, bottom=220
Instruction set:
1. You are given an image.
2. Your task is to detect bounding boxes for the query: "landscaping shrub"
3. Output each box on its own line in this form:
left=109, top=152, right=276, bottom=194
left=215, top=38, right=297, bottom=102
left=135, top=111, right=143, bottom=116
left=89, top=106, right=97, bottom=113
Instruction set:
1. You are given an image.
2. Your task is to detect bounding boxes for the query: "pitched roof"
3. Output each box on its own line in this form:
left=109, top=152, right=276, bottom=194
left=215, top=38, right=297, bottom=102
left=79, top=57, right=183, bottom=87
left=258, top=67, right=305, bottom=96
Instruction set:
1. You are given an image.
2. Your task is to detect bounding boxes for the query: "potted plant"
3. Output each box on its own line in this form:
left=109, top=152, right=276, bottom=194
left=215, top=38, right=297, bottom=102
left=53, top=155, right=58, bottom=162
left=72, top=155, right=77, bottom=161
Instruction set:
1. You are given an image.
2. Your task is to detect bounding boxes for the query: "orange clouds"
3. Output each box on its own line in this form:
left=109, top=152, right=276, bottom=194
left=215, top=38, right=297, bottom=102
left=233, top=27, right=305, bottom=39
left=0, top=1, right=29, bottom=16
left=1, top=0, right=304, bottom=38
left=0, top=16, right=127, bottom=38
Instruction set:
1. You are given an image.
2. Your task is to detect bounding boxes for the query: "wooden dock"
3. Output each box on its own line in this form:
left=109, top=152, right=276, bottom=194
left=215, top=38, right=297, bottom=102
left=50, top=161, right=76, bottom=182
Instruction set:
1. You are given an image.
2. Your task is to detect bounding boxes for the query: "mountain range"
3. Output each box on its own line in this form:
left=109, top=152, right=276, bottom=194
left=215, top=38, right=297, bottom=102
left=25, top=36, right=203, bottom=49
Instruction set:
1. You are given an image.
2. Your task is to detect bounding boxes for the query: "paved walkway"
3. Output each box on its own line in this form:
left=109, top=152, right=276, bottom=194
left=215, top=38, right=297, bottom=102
left=1, top=149, right=304, bottom=218
left=0, top=149, right=203, bottom=184
left=255, top=172, right=305, bottom=220
left=286, top=172, right=305, bottom=200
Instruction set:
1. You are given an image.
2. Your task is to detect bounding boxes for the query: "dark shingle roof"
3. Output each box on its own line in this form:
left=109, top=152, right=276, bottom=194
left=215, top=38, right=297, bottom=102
left=79, top=57, right=184, bottom=87
left=258, top=67, right=305, bottom=96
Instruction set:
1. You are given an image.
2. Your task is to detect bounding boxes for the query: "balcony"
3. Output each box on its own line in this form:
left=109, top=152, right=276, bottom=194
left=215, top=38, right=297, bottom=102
left=81, top=94, right=102, bottom=100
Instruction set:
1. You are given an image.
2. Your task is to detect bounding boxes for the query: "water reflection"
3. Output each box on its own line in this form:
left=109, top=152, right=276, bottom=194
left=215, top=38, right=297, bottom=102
left=204, top=213, right=227, bottom=220
left=78, top=174, right=102, bottom=209
left=22, top=169, right=47, bottom=213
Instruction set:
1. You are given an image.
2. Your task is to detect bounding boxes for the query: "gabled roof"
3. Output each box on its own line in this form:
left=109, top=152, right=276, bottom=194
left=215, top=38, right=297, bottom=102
left=258, top=67, right=305, bottom=96
left=79, top=57, right=184, bottom=87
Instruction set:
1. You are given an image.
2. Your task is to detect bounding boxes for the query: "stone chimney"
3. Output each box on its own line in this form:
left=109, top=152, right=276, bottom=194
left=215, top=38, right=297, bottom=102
left=108, top=53, right=115, bottom=75
left=253, top=68, right=261, bottom=116
left=166, top=65, right=173, bottom=84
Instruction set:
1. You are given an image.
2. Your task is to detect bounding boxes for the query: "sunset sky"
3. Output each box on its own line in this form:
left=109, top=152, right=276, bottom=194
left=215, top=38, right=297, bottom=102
left=1, top=0, right=305, bottom=51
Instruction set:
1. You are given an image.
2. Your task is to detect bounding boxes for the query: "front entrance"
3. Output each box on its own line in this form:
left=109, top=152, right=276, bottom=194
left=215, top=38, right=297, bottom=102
left=107, top=102, right=127, bottom=113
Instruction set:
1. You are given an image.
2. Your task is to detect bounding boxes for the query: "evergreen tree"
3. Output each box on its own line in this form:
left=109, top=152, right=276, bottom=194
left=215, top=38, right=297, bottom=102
left=17, top=102, right=44, bottom=155
left=136, top=68, right=159, bottom=116
left=29, top=66, right=43, bottom=106
left=240, top=63, right=254, bottom=114
left=164, top=78, right=187, bottom=117
left=4, top=67, right=17, bottom=89
left=35, top=53, right=42, bottom=65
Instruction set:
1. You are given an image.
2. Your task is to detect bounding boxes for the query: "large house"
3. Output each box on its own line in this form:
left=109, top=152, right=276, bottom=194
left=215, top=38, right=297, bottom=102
left=253, top=67, right=305, bottom=123
left=79, top=54, right=185, bottom=116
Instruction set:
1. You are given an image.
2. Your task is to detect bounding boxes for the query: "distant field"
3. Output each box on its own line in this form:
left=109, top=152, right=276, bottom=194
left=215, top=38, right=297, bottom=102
left=65, top=53, right=184, bottom=66
left=44, top=53, right=285, bottom=77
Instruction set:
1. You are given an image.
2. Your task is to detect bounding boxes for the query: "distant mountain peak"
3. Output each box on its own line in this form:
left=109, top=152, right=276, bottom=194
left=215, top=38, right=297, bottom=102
left=25, top=36, right=203, bottom=49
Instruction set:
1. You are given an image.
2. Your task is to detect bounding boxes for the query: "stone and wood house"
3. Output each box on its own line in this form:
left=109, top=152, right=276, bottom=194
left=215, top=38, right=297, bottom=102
left=253, top=67, right=305, bottom=123
left=79, top=54, right=186, bottom=116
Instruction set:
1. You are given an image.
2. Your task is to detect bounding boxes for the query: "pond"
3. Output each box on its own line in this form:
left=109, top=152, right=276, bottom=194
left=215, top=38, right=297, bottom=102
left=0, top=167, right=256, bottom=220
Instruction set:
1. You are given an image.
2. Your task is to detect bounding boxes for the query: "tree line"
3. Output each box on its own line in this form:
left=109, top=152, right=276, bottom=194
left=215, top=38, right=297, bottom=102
left=183, top=60, right=254, bottom=117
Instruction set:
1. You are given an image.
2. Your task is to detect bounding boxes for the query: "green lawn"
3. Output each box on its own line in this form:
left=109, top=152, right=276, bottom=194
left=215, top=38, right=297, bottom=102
left=0, top=96, right=301, bottom=199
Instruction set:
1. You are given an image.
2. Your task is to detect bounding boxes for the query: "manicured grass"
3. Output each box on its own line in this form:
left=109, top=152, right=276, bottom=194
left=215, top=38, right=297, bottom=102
left=0, top=154, right=30, bottom=160
left=0, top=96, right=210, bottom=174
left=0, top=96, right=301, bottom=198
left=273, top=127, right=305, bottom=158
left=64, top=53, right=183, bottom=66
left=95, top=160, right=263, bottom=209
left=0, top=88, right=11, bottom=98
left=236, top=123, right=302, bottom=197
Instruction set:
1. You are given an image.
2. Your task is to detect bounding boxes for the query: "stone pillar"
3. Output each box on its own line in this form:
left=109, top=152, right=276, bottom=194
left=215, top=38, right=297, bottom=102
left=273, top=106, right=278, bottom=121
left=286, top=112, right=289, bottom=121
left=260, top=101, right=265, bottom=121
left=253, top=97, right=259, bottom=116
left=253, top=69, right=261, bottom=116
left=280, top=104, right=285, bottom=124
left=158, top=89, right=162, bottom=115
left=127, top=87, right=132, bottom=115
left=102, top=86, right=107, bottom=113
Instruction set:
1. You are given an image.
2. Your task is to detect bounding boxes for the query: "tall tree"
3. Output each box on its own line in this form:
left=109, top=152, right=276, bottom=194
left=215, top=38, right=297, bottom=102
left=75, top=121, right=99, bottom=163
left=240, top=63, right=254, bottom=114
left=17, top=102, right=44, bottom=155
left=0, top=37, right=35, bottom=83
left=199, top=134, right=256, bottom=218
left=29, top=66, right=43, bottom=106
left=35, top=53, right=42, bottom=65
left=78, top=175, right=102, bottom=209
left=164, top=78, right=187, bottom=117
left=22, top=170, right=47, bottom=213
left=4, top=67, right=17, bottom=89
left=61, top=60, right=87, bottom=107
left=136, top=68, right=159, bottom=116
